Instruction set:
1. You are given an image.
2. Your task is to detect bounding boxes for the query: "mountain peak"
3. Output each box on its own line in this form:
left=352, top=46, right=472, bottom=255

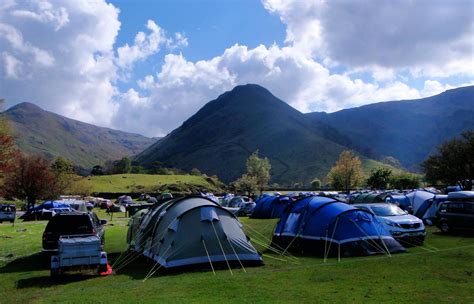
left=6, top=102, right=43, bottom=113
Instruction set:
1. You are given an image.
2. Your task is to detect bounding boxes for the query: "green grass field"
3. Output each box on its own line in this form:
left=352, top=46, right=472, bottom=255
left=78, top=174, right=218, bottom=193
left=1, top=211, right=473, bottom=303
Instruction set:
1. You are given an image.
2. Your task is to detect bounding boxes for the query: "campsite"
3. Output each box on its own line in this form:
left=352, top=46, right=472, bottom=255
left=1, top=0, right=474, bottom=303
left=1, top=189, right=474, bottom=303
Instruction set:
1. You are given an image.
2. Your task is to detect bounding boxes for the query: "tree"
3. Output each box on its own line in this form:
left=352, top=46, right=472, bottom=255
left=2, top=154, right=60, bottom=209
left=422, top=131, right=474, bottom=185
left=50, top=157, right=75, bottom=194
left=390, top=173, right=421, bottom=190
left=326, top=150, right=364, bottom=193
left=0, top=99, right=16, bottom=174
left=190, top=168, right=202, bottom=176
left=311, top=178, right=321, bottom=189
left=91, top=165, right=104, bottom=175
left=366, top=167, right=392, bottom=190
left=232, top=174, right=258, bottom=197
left=246, top=151, right=271, bottom=194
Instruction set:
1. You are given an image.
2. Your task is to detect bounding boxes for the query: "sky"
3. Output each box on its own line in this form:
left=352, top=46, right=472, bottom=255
left=0, top=0, right=473, bottom=137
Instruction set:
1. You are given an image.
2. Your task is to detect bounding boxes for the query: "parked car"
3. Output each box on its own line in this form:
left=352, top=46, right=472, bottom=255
left=435, top=192, right=474, bottom=233
left=42, top=212, right=106, bottom=252
left=228, top=196, right=256, bottom=216
left=0, top=204, right=16, bottom=223
left=354, top=203, right=425, bottom=245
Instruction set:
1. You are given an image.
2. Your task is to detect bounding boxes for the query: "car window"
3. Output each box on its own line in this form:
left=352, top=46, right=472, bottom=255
left=464, top=203, right=474, bottom=214
left=369, top=205, right=405, bottom=216
left=447, top=203, right=465, bottom=213
left=45, top=215, right=93, bottom=234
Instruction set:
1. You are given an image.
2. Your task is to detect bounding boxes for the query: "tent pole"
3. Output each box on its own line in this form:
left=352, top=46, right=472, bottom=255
left=226, top=236, right=247, bottom=273
left=201, top=237, right=216, bottom=275
left=211, top=221, right=233, bottom=275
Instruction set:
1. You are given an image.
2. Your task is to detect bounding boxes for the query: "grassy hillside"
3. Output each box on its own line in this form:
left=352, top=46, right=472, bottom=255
left=136, top=84, right=350, bottom=186
left=307, top=86, right=474, bottom=169
left=3, top=102, right=156, bottom=169
left=0, top=213, right=472, bottom=303
left=78, top=174, right=221, bottom=193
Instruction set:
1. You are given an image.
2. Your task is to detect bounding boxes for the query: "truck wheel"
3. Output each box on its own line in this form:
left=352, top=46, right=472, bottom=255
left=440, top=222, right=451, bottom=233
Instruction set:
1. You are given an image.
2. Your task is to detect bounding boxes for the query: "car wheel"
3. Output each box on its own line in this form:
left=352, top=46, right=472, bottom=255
left=440, top=222, right=450, bottom=233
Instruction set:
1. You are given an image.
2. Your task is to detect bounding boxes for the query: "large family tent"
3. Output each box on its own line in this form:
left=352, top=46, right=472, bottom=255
left=273, top=196, right=405, bottom=257
left=251, top=195, right=291, bottom=219
left=406, top=190, right=436, bottom=219
left=127, top=196, right=262, bottom=269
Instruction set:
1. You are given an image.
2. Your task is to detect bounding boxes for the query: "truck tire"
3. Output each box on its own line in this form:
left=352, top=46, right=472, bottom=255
left=51, top=268, right=60, bottom=277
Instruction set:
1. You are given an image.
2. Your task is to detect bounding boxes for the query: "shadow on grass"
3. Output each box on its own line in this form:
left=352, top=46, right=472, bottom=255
left=1, top=252, right=125, bottom=289
left=16, top=273, right=97, bottom=289
left=113, top=252, right=263, bottom=280
left=0, top=252, right=49, bottom=274
left=432, top=230, right=474, bottom=238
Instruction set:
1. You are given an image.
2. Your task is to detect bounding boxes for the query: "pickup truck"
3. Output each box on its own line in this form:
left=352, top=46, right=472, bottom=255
left=50, top=235, right=108, bottom=276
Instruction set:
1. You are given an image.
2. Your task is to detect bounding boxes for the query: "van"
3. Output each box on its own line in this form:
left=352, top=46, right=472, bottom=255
left=0, top=204, right=16, bottom=223
left=436, top=196, right=474, bottom=233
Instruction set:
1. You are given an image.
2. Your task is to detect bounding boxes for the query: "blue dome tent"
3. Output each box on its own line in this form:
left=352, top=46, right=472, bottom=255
left=273, top=196, right=405, bottom=257
left=251, top=195, right=291, bottom=219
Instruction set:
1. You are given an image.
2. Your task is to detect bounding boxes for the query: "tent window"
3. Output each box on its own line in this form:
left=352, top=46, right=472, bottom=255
left=201, top=207, right=219, bottom=222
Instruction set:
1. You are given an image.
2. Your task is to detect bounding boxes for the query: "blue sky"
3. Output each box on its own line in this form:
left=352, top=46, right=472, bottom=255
left=0, top=0, right=473, bottom=136
left=110, top=0, right=286, bottom=93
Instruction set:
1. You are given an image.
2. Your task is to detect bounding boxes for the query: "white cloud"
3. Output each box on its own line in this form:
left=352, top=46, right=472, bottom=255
left=116, top=20, right=166, bottom=69
left=264, top=0, right=474, bottom=77
left=0, top=0, right=120, bottom=125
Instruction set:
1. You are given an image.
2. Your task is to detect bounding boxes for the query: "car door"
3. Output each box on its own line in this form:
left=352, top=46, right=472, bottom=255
left=446, top=203, right=465, bottom=229
left=462, top=202, right=474, bottom=229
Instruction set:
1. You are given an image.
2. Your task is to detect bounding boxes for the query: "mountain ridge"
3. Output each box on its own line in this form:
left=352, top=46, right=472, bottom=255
left=2, top=102, right=156, bottom=169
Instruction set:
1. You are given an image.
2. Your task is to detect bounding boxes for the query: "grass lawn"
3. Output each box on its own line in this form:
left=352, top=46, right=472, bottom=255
left=0, top=210, right=473, bottom=303
left=77, top=174, right=217, bottom=193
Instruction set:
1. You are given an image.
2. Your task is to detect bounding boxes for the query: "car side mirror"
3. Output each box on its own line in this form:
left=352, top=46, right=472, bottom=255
left=100, top=220, right=107, bottom=225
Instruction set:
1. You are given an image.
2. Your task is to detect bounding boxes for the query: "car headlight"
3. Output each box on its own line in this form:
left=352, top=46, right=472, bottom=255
left=384, top=219, right=400, bottom=227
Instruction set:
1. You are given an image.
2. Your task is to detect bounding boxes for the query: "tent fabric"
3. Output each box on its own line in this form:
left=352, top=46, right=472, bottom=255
left=251, top=195, right=291, bottom=219
left=423, top=195, right=448, bottom=222
left=406, top=190, right=435, bottom=219
left=33, top=201, right=70, bottom=211
left=273, top=196, right=405, bottom=257
left=127, top=196, right=262, bottom=269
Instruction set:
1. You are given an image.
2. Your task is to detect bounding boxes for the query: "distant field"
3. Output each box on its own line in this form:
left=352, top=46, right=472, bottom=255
left=77, top=174, right=217, bottom=193
left=0, top=211, right=473, bottom=303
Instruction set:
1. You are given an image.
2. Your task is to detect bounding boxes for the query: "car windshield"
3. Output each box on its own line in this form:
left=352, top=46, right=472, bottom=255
left=370, top=205, right=406, bottom=216
left=45, top=215, right=92, bottom=234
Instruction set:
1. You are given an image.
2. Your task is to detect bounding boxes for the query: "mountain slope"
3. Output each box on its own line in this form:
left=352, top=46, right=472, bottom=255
left=306, top=86, right=474, bottom=170
left=3, top=102, right=155, bottom=169
left=137, top=84, right=358, bottom=185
